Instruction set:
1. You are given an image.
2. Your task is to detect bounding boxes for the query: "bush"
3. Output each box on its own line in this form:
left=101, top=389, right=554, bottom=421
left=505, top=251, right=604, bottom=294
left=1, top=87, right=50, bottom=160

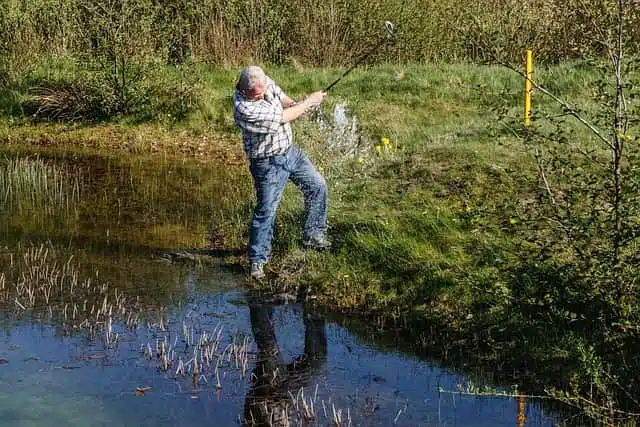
left=2, top=0, right=640, bottom=67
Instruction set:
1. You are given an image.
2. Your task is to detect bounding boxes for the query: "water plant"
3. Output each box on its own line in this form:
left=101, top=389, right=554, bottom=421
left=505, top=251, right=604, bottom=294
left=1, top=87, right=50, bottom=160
left=0, top=156, right=80, bottom=215
left=0, top=244, right=144, bottom=344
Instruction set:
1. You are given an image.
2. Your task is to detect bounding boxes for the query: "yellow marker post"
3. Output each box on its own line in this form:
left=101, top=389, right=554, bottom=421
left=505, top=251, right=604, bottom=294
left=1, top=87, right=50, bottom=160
left=524, top=50, right=533, bottom=126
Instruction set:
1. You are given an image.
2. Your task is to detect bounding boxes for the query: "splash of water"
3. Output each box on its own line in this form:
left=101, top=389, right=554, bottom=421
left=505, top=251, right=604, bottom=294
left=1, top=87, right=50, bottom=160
left=316, top=103, right=363, bottom=156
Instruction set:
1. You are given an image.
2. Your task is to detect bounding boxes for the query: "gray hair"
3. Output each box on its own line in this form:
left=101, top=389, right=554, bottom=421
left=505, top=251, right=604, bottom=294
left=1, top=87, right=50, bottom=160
left=236, top=66, right=267, bottom=94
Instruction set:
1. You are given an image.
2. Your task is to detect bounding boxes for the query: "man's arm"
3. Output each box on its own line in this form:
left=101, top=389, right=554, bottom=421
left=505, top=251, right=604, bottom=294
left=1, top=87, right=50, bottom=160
left=281, top=91, right=326, bottom=124
left=281, top=94, right=297, bottom=108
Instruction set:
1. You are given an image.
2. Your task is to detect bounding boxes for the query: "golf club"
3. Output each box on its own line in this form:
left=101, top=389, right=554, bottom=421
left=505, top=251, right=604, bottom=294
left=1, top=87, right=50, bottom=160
left=324, top=21, right=397, bottom=92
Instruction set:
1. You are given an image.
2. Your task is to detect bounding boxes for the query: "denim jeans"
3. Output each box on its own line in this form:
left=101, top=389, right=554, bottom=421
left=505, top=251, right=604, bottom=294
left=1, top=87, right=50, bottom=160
left=249, top=145, right=328, bottom=263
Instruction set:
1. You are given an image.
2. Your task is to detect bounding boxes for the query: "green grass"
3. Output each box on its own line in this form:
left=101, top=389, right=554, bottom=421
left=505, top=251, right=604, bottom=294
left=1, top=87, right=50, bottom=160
left=0, top=59, right=613, bottom=319
left=0, top=59, right=633, bottom=320
left=4, top=58, right=640, bottom=422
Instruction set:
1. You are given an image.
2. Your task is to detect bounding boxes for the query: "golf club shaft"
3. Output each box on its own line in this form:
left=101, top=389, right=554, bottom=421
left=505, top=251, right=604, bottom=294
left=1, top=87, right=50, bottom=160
left=324, top=40, right=386, bottom=92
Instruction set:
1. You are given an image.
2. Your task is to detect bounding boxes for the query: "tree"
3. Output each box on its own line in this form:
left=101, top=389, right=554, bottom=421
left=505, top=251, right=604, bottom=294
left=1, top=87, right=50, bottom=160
left=479, top=0, right=640, bottom=423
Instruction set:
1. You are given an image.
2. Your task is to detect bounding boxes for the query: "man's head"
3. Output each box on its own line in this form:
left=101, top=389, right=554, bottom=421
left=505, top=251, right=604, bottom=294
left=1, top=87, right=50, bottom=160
left=236, top=66, right=268, bottom=100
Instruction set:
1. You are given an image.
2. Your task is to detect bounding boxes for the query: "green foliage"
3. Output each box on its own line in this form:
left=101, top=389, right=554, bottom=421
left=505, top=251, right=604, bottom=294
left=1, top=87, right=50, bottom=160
left=480, top=1, right=640, bottom=423
left=76, top=0, right=180, bottom=116
left=1, top=37, right=640, bottom=422
left=2, top=0, right=640, bottom=68
left=1, top=56, right=202, bottom=123
left=0, top=0, right=205, bottom=122
left=2, top=0, right=640, bottom=126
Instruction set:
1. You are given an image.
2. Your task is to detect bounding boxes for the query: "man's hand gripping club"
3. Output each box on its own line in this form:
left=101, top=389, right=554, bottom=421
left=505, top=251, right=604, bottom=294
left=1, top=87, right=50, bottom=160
left=281, top=91, right=327, bottom=124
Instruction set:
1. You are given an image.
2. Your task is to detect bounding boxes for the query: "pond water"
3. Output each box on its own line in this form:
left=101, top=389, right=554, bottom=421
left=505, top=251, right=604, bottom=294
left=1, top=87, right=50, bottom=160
left=0, top=149, right=560, bottom=426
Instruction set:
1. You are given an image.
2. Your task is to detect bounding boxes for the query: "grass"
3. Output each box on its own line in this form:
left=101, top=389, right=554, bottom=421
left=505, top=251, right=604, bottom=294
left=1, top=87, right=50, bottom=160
left=3, top=58, right=640, bottom=423
left=0, top=156, right=80, bottom=214
left=0, top=64, right=623, bottom=312
left=0, top=59, right=609, bottom=319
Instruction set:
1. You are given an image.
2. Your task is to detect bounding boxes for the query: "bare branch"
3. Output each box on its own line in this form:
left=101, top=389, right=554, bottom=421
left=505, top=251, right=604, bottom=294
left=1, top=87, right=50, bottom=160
left=490, top=55, right=615, bottom=150
left=535, top=148, right=557, bottom=207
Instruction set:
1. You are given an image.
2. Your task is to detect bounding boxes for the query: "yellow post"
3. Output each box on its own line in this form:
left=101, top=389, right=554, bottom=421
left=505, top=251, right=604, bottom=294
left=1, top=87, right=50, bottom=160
left=524, top=50, right=533, bottom=126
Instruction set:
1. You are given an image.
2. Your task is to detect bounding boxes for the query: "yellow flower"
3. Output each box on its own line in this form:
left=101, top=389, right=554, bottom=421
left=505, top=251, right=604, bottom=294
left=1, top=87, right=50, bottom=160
left=318, top=166, right=324, bottom=172
left=381, top=137, right=390, bottom=145
left=509, top=218, right=518, bottom=225
left=375, top=145, right=382, bottom=153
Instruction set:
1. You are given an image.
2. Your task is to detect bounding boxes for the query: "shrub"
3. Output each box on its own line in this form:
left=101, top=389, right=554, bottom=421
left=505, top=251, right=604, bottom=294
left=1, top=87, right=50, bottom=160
left=2, top=0, right=640, bottom=67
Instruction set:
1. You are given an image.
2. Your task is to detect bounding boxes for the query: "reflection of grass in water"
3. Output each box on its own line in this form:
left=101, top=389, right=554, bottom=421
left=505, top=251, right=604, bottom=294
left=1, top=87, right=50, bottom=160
left=0, top=156, right=80, bottom=215
left=244, top=384, right=357, bottom=427
left=0, top=150, right=254, bottom=251
left=141, top=320, right=250, bottom=390
left=140, top=314, right=359, bottom=427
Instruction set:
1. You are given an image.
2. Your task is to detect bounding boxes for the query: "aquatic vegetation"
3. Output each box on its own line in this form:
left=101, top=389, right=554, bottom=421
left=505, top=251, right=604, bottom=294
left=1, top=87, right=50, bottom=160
left=241, top=384, right=355, bottom=427
left=140, top=321, right=250, bottom=389
left=1, top=244, right=144, bottom=342
left=133, top=299, right=366, bottom=427
left=0, top=156, right=80, bottom=215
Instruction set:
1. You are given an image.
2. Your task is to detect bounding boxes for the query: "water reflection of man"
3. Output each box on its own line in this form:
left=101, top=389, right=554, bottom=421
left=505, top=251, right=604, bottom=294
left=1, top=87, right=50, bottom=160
left=243, top=303, right=327, bottom=426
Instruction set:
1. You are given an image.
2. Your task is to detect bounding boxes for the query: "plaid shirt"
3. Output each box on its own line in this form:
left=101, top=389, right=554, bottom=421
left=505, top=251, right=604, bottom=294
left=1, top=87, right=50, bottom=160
left=233, top=78, right=293, bottom=159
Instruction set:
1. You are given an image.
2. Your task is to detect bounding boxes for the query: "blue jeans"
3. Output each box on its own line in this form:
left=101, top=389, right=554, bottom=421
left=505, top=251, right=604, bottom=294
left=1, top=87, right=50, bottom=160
left=249, top=145, right=328, bottom=263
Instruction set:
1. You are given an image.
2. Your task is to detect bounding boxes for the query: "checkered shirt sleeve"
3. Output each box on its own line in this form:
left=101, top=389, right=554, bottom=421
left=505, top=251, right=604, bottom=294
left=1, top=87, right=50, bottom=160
left=233, top=79, right=293, bottom=159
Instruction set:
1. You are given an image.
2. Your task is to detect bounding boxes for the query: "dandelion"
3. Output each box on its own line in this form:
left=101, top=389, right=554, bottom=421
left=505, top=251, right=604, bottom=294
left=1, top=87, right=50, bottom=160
left=509, top=218, right=518, bottom=225
left=375, top=145, right=382, bottom=153
left=381, top=137, right=390, bottom=146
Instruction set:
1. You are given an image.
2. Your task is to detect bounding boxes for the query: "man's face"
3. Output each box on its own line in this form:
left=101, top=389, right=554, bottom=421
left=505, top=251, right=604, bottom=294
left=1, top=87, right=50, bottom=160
left=245, top=78, right=267, bottom=100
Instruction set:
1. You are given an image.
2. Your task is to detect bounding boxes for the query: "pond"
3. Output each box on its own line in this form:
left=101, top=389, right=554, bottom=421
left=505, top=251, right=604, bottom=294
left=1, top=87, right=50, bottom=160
left=0, top=148, right=559, bottom=426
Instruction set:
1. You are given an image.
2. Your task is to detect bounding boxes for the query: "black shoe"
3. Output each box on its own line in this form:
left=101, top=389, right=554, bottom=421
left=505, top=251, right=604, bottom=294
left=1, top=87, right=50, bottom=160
left=302, top=235, right=331, bottom=251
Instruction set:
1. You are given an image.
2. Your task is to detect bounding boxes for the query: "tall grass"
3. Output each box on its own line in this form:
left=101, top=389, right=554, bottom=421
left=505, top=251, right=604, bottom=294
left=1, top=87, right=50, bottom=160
left=0, top=156, right=80, bottom=214
left=2, top=0, right=639, bottom=79
left=3, top=0, right=638, bottom=122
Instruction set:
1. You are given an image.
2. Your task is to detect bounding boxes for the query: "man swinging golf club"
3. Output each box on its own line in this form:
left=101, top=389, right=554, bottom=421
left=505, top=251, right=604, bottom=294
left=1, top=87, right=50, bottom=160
left=233, top=66, right=330, bottom=281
